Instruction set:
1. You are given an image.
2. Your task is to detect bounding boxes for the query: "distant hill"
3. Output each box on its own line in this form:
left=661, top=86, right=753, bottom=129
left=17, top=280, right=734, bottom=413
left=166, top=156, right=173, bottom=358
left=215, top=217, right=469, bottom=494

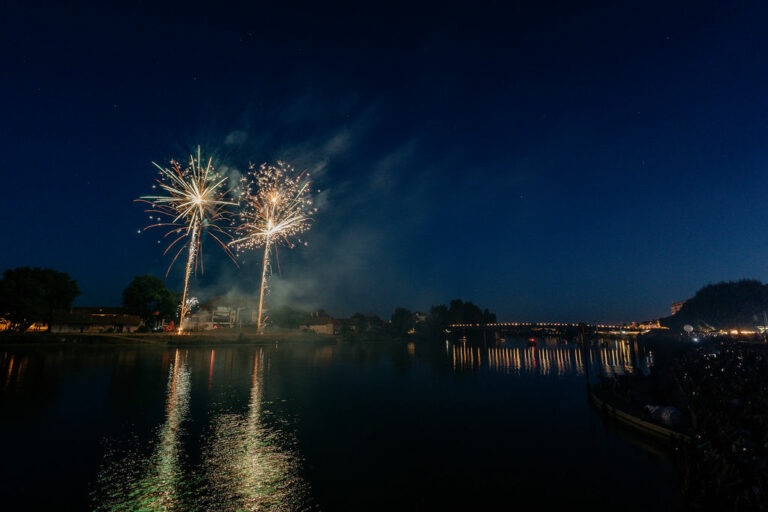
left=661, top=279, right=768, bottom=332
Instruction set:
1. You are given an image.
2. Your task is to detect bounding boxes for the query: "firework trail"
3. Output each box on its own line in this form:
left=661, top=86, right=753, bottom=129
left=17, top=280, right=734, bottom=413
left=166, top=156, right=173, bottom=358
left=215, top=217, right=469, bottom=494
left=137, top=147, right=237, bottom=333
left=230, top=161, right=315, bottom=331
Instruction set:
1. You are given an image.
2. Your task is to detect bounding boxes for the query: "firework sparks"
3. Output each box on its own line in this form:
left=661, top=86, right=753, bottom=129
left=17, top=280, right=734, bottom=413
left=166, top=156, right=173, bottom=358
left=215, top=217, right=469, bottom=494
left=137, top=147, right=237, bottom=333
left=230, top=161, right=316, bottom=331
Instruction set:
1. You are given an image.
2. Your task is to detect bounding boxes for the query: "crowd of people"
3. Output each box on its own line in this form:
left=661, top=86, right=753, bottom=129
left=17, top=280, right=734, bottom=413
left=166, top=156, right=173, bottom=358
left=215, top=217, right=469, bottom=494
left=671, top=338, right=768, bottom=510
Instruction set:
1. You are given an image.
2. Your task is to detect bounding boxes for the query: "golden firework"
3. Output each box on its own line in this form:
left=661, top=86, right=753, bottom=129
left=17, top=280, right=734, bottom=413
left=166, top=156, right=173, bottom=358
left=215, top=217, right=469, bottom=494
left=137, top=147, right=237, bottom=332
left=230, top=161, right=315, bottom=331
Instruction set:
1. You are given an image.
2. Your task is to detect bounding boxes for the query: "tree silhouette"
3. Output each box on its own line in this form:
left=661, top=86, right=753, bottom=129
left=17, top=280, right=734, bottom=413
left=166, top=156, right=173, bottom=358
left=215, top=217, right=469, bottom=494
left=122, top=275, right=178, bottom=327
left=0, top=267, right=80, bottom=331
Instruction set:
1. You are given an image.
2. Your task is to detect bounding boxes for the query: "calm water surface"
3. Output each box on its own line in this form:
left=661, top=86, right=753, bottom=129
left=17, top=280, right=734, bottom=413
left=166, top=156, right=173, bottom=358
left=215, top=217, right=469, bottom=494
left=0, top=339, right=679, bottom=510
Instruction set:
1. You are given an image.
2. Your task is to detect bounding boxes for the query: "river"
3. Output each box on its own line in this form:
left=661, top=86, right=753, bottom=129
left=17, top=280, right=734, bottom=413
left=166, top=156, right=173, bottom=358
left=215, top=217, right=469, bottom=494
left=0, top=338, right=679, bottom=510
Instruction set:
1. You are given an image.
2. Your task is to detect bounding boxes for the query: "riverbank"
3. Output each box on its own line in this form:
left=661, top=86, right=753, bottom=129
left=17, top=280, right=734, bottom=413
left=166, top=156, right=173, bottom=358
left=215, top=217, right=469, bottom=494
left=0, top=329, right=336, bottom=346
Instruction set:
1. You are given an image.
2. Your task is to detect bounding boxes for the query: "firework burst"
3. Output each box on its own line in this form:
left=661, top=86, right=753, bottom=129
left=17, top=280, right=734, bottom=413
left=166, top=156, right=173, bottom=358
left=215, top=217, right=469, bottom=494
left=230, top=161, right=316, bottom=331
left=137, top=147, right=237, bottom=332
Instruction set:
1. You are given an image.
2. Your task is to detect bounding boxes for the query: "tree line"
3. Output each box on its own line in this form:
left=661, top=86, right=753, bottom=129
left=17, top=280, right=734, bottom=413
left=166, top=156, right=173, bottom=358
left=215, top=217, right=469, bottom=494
left=0, top=267, right=179, bottom=332
left=0, top=265, right=495, bottom=339
left=0, top=267, right=80, bottom=331
left=276, top=299, right=496, bottom=341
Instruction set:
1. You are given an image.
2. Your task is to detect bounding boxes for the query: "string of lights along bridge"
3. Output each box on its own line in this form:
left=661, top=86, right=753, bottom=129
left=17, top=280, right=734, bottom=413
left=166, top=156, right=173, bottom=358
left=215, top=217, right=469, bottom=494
left=449, top=322, right=624, bottom=329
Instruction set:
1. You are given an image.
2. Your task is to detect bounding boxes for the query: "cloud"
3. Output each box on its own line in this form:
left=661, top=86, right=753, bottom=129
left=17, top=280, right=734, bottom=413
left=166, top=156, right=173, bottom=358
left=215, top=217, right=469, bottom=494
left=224, top=130, right=248, bottom=146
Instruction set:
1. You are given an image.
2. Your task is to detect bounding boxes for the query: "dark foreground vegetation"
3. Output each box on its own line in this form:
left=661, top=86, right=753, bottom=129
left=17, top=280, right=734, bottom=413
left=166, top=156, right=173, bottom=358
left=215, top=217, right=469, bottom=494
left=601, top=335, right=768, bottom=510
left=672, top=338, right=768, bottom=510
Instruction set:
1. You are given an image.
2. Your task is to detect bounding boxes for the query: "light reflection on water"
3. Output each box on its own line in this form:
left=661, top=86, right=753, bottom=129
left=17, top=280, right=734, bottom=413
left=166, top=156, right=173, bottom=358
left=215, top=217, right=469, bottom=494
left=199, top=349, right=311, bottom=511
left=2, top=352, right=29, bottom=391
left=450, top=338, right=654, bottom=377
left=93, top=348, right=311, bottom=512
left=94, top=349, right=192, bottom=511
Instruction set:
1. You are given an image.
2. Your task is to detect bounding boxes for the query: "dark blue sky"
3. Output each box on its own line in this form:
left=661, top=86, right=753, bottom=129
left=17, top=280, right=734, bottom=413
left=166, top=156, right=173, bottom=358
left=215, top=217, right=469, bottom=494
left=3, top=1, right=768, bottom=322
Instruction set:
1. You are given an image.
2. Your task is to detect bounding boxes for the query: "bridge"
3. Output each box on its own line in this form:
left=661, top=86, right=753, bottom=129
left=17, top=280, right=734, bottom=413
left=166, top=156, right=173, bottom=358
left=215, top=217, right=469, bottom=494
left=449, top=322, right=645, bottom=335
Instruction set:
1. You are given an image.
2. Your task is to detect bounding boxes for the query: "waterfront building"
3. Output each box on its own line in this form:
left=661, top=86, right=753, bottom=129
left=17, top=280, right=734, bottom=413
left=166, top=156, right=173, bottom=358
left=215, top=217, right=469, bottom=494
left=300, top=311, right=336, bottom=335
left=0, top=318, right=48, bottom=332
left=181, top=296, right=261, bottom=331
left=670, top=300, right=687, bottom=315
left=50, top=307, right=141, bottom=333
left=637, top=319, right=665, bottom=330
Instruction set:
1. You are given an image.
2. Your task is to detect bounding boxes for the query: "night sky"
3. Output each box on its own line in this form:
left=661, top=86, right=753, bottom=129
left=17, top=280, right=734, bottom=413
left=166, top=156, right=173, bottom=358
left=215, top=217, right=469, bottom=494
left=3, top=1, right=768, bottom=322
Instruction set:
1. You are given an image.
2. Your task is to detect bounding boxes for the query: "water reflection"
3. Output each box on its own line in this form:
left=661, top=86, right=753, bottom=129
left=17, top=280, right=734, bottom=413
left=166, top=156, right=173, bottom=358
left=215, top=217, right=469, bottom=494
left=199, top=349, right=310, bottom=511
left=93, top=348, right=310, bottom=511
left=450, top=339, right=653, bottom=377
left=2, top=352, right=29, bottom=391
left=95, top=349, right=191, bottom=511
left=152, top=349, right=191, bottom=508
